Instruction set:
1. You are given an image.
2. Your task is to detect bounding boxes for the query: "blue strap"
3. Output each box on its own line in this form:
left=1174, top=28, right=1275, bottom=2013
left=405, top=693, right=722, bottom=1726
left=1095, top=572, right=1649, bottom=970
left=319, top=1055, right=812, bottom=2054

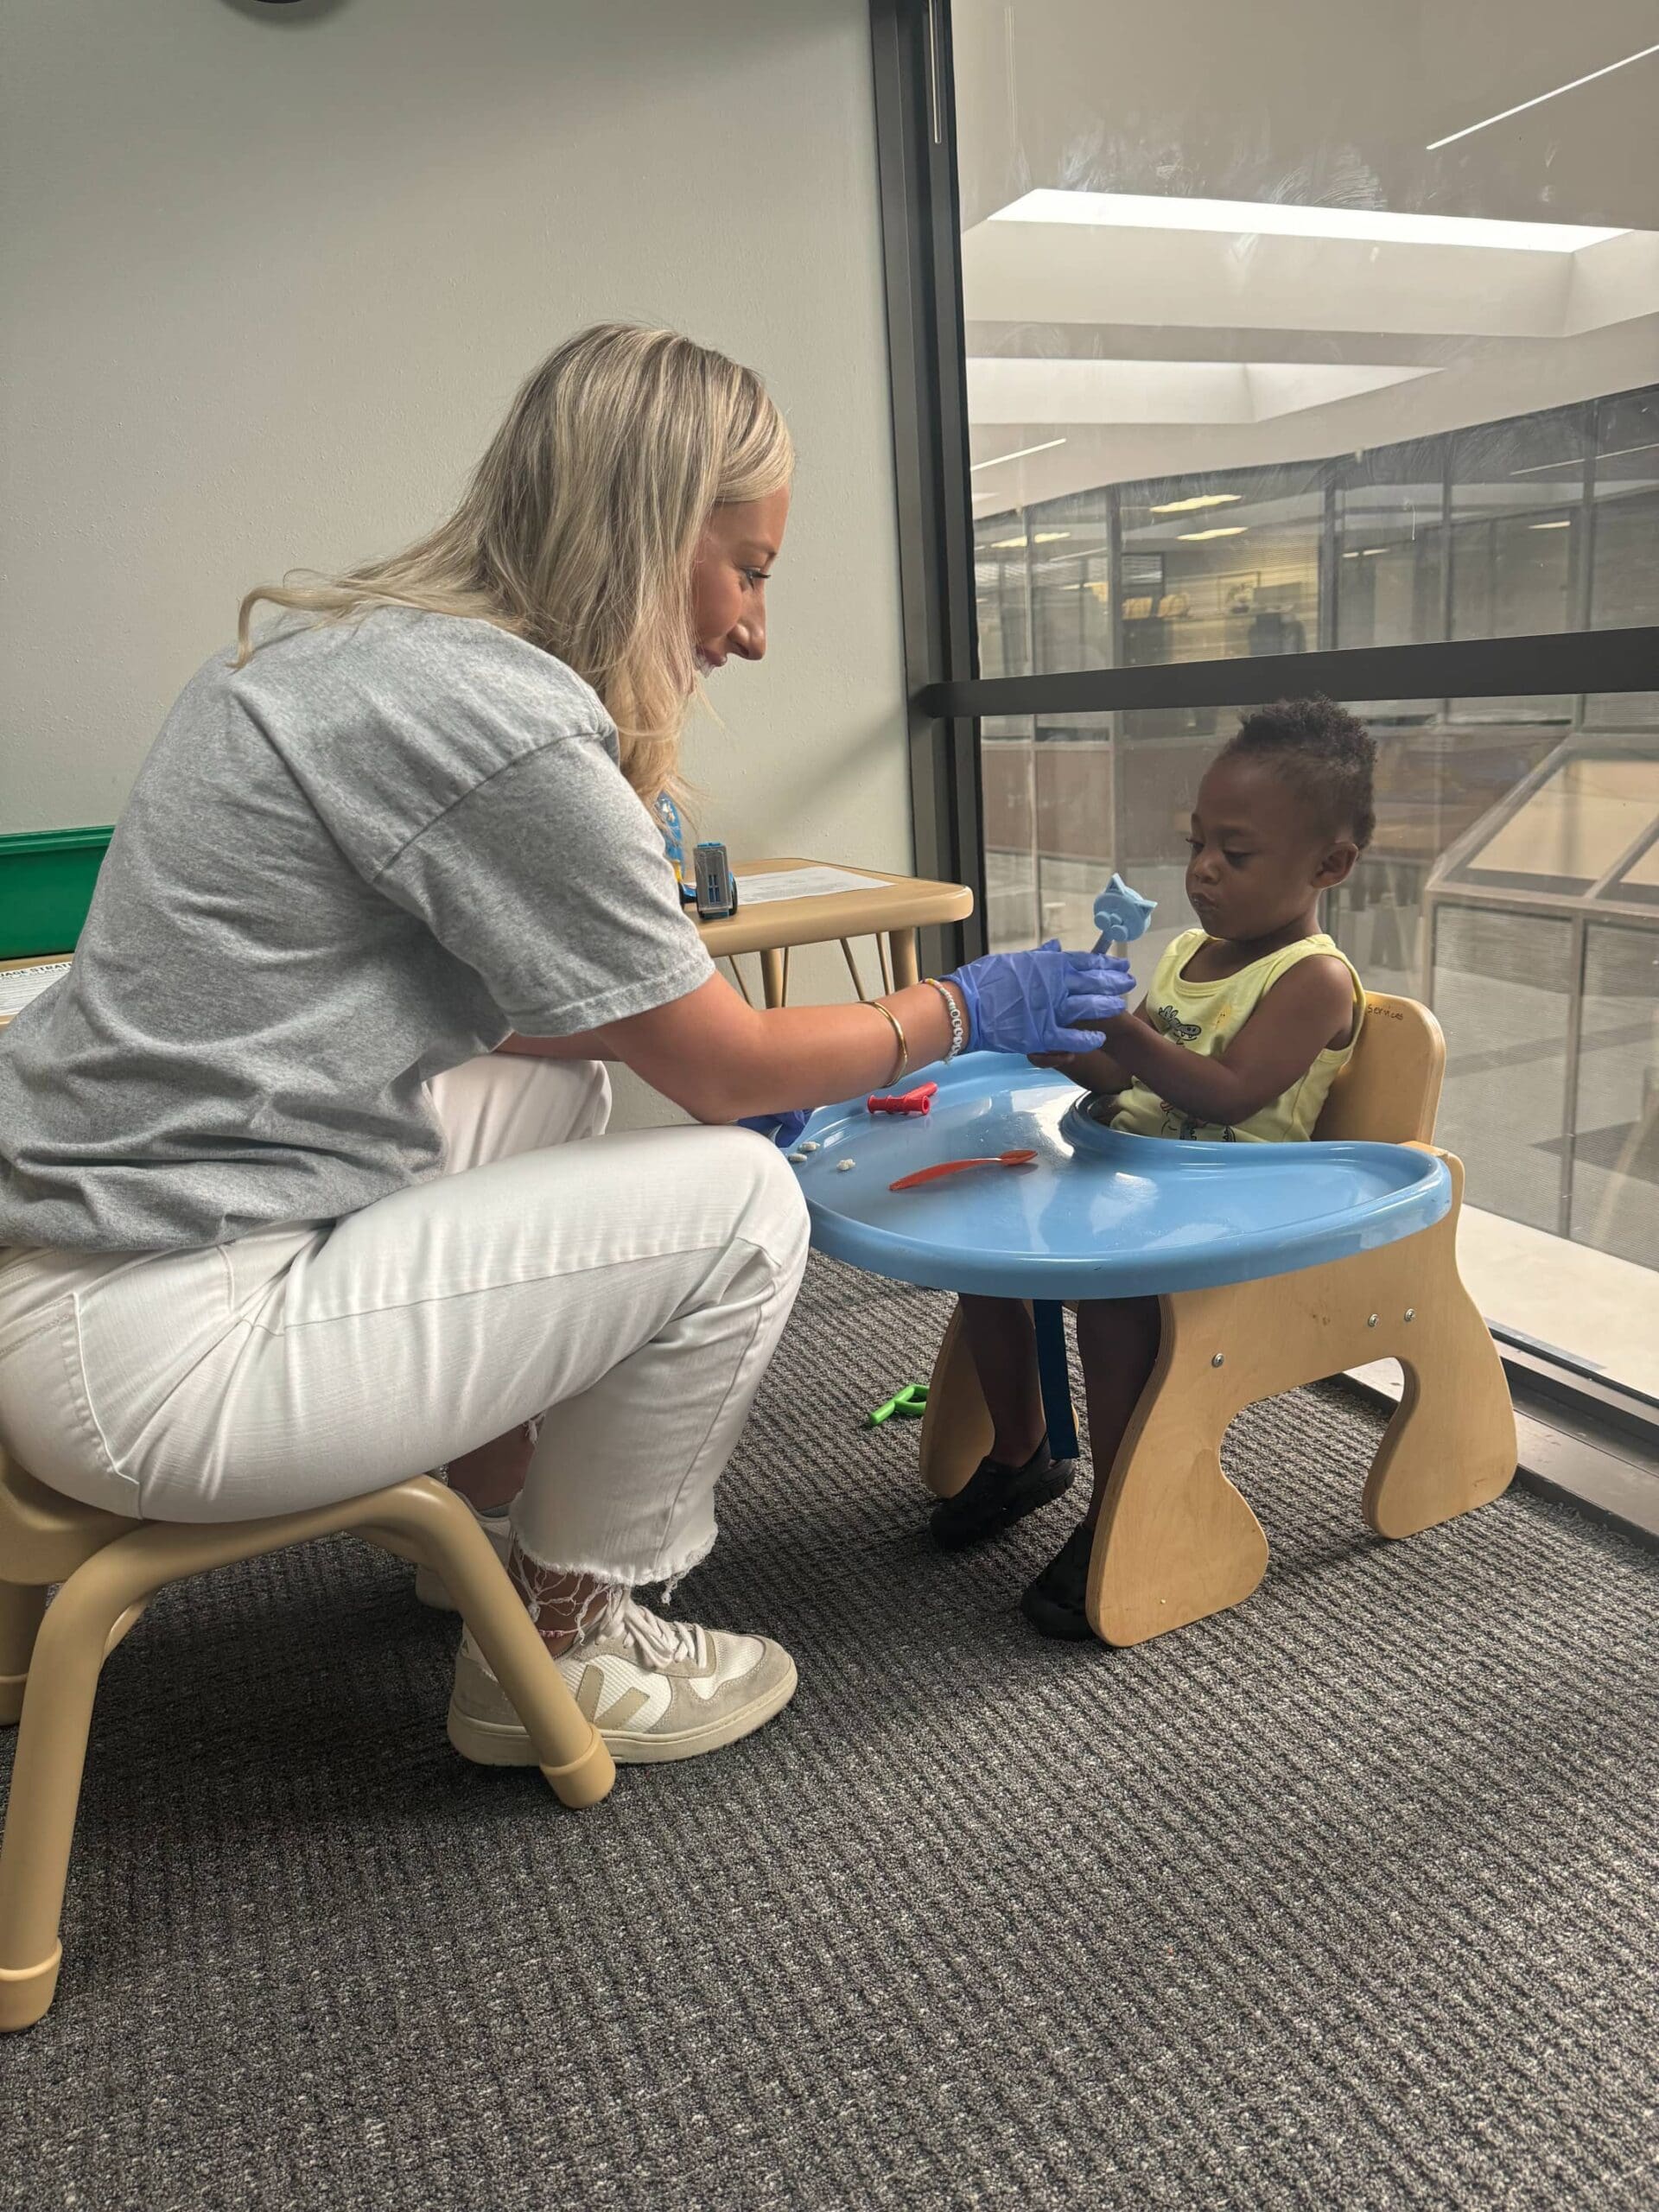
left=1032, top=1300, right=1078, bottom=1461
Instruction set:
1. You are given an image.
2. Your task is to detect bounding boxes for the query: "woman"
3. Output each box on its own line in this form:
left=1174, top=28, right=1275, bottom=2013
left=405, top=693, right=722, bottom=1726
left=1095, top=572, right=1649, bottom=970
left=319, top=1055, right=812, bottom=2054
left=0, top=326, right=1130, bottom=1768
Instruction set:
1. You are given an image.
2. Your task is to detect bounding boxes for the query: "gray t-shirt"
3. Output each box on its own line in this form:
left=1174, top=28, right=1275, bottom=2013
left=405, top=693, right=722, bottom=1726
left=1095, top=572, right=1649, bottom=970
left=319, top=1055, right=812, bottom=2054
left=0, top=609, right=714, bottom=1252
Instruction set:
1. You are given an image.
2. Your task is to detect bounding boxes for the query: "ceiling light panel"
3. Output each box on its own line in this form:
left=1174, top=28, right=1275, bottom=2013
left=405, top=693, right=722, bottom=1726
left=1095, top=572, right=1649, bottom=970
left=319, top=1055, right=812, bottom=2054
left=967, top=356, right=1430, bottom=428
left=969, top=437, right=1067, bottom=473
left=989, top=188, right=1627, bottom=256
left=1426, top=41, right=1659, bottom=150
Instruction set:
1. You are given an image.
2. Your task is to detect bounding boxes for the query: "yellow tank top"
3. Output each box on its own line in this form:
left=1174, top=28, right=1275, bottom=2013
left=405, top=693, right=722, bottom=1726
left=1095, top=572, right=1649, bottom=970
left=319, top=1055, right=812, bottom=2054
left=1109, top=929, right=1364, bottom=1145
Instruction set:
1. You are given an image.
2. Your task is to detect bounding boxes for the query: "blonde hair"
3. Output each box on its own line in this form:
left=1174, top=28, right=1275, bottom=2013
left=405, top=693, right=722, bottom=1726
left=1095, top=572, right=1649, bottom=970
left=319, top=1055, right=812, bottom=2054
left=236, top=323, right=792, bottom=802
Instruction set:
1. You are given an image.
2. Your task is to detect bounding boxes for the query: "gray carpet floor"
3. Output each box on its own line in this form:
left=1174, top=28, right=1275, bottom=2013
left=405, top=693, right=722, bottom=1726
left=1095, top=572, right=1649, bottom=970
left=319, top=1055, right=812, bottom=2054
left=3, top=1256, right=1656, bottom=2212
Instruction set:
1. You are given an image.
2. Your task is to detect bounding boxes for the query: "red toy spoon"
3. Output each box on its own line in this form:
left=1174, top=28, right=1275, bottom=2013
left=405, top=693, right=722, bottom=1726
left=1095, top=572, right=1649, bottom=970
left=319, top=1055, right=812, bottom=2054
left=888, top=1149, right=1038, bottom=1192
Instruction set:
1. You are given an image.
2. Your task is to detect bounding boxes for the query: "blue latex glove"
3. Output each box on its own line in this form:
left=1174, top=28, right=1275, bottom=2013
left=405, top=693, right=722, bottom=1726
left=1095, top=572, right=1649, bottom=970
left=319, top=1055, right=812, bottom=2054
left=947, top=941, right=1135, bottom=1056
left=739, top=1109, right=812, bottom=1148
left=1092, top=872, right=1157, bottom=949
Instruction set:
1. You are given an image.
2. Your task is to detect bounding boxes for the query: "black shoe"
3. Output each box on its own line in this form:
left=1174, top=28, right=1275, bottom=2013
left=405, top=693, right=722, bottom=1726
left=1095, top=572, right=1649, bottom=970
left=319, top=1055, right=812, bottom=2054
left=929, top=1441, right=1077, bottom=1553
left=1020, top=1522, right=1098, bottom=1640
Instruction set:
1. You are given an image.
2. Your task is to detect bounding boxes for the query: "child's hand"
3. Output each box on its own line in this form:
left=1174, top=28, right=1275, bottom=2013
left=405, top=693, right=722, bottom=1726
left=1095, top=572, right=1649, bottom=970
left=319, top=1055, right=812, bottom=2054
left=1029, top=1046, right=1126, bottom=1090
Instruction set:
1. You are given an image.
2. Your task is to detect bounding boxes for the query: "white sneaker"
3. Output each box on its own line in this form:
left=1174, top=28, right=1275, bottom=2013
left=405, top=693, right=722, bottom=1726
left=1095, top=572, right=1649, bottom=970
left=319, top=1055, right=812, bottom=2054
left=446, top=1592, right=798, bottom=1766
left=413, top=1499, right=513, bottom=1611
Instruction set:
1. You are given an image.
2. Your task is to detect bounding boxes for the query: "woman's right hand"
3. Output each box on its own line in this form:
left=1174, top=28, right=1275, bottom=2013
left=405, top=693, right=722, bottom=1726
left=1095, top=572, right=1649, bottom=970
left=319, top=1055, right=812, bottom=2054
left=947, top=942, right=1135, bottom=1057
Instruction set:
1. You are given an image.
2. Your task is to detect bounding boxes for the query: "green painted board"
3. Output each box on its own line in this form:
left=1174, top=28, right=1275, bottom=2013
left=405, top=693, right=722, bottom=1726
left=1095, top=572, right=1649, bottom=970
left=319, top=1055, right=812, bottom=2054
left=0, top=827, right=114, bottom=958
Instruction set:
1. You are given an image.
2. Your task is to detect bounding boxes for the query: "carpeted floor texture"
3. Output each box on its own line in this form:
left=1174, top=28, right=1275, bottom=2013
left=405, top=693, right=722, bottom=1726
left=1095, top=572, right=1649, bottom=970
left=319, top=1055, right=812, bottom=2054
left=3, top=1255, right=1656, bottom=2211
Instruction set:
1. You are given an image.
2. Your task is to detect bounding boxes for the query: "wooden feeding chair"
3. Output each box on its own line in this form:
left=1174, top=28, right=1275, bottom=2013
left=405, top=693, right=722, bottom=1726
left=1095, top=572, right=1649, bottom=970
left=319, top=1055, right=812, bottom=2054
left=915, top=994, right=1518, bottom=1646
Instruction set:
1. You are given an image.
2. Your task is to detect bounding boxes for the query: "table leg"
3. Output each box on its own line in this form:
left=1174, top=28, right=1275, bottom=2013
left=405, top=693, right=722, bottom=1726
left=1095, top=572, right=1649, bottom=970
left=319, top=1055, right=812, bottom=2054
left=888, top=929, right=919, bottom=992
left=839, top=938, right=868, bottom=1002
left=759, top=946, right=786, bottom=1008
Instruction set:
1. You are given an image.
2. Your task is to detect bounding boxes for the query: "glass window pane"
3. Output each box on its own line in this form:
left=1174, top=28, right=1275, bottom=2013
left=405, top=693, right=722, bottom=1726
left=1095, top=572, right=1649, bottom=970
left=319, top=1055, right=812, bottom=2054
left=1335, top=442, right=1445, bottom=650
left=1336, top=706, right=1573, bottom=992
left=974, top=520, right=1033, bottom=680
left=1592, top=389, right=1659, bottom=634
left=1432, top=905, right=1573, bottom=1236
left=985, top=845, right=1039, bottom=950
left=1459, top=755, right=1659, bottom=892
left=1586, top=692, right=1659, bottom=728
left=953, top=3, right=1659, bottom=677
left=1116, top=464, right=1322, bottom=667
left=1449, top=410, right=1585, bottom=644
left=981, top=715, right=1039, bottom=949
left=1570, top=926, right=1659, bottom=1294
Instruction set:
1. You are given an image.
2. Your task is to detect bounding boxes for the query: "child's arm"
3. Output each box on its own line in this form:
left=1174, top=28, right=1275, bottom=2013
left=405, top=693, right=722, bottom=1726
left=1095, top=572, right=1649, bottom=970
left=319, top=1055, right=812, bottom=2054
left=1091, top=957, right=1355, bottom=1127
left=1030, top=1001, right=1156, bottom=1090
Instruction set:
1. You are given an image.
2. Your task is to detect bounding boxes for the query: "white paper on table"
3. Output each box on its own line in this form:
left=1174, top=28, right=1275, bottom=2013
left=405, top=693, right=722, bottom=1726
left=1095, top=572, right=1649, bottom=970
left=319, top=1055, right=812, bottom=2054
left=732, top=865, right=887, bottom=906
left=0, top=961, right=72, bottom=1018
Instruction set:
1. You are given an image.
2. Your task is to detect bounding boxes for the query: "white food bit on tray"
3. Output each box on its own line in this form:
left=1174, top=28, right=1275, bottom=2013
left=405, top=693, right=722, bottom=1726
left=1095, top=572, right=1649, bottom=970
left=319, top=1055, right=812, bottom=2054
left=836, top=1159, right=856, bottom=1172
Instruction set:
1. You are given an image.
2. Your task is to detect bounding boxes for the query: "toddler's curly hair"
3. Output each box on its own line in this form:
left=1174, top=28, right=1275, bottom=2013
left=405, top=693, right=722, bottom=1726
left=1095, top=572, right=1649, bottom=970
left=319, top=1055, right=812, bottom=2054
left=1221, top=698, right=1376, bottom=848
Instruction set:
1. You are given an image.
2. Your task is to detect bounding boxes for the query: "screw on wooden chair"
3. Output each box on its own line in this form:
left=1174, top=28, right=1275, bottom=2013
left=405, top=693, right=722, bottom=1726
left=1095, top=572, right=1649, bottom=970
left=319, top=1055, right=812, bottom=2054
left=1211, top=1353, right=1225, bottom=1368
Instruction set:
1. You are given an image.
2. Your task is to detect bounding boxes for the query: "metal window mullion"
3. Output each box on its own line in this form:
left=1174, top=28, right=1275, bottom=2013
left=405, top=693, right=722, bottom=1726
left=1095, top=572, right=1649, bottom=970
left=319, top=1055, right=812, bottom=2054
left=1440, top=433, right=1456, bottom=728
left=1573, top=399, right=1601, bottom=733
left=1020, top=501, right=1038, bottom=680
left=1559, top=912, right=1588, bottom=1241
left=871, top=0, right=984, bottom=963
left=916, top=624, right=1659, bottom=721
left=1023, top=710, right=1039, bottom=944
left=1318, top=468, right=1338, bottom=652
left=1106, top=482, right=1125, bottom=674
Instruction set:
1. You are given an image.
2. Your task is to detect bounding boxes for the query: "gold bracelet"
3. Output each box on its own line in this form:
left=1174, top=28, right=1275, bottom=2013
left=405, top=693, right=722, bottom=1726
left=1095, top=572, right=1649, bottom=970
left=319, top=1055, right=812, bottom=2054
left=869, top=999, right=908, bottom=1086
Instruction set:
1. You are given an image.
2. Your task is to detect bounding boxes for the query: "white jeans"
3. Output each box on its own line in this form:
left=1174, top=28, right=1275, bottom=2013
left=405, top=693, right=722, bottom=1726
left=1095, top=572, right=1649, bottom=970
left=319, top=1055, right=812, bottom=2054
left=0, top=1056, right=810, bottom=1586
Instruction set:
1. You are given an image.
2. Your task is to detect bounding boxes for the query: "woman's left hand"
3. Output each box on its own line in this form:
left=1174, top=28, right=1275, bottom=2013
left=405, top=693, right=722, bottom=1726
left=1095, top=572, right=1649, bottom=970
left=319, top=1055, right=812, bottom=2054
left=738, top=1109, right=812, bottom=1147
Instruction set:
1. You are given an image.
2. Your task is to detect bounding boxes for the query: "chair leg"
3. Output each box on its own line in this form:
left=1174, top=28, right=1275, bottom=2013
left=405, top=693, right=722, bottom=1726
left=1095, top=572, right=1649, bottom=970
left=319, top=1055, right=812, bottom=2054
left=1086, top=1295, right=1269, bottom=1648
left=917, top=1298, right=995, bottom=1499
left=361, top=1484, right=614, bottom=1809
left=1363, top=1200, right=1516, bottom=1540
left=0, top=1581, right=48, bottom=1728
left=0, top=1546, right=149, bottom=2031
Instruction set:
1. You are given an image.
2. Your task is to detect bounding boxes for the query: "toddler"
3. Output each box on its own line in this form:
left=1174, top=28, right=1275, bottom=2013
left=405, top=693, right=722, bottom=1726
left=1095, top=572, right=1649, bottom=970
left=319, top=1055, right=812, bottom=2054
left=936, top=698, right=1376, bottom=1637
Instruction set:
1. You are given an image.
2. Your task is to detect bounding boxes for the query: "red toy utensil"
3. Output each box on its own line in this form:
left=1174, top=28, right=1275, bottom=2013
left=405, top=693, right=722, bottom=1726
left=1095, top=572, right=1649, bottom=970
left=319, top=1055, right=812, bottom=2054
left=867, top=1082, right=938, bottom=1116
left=888, top=1149, right=1038, bottom=1192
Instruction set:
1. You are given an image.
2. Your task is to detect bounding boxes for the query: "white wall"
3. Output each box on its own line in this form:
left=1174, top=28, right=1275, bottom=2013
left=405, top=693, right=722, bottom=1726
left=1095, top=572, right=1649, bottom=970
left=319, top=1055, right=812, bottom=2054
left=0, top=0, right=912, bottom=1119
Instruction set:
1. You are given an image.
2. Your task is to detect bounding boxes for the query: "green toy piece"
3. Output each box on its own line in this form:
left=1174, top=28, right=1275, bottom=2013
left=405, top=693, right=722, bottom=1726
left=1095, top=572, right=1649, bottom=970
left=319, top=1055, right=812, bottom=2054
left=865, top=1382, right=930, bottom=1428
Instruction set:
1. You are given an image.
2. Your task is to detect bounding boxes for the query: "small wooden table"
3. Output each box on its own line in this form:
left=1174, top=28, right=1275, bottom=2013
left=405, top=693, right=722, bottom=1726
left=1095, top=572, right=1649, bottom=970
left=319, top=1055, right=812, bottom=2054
left=692, top=858, right=975, bottom=1008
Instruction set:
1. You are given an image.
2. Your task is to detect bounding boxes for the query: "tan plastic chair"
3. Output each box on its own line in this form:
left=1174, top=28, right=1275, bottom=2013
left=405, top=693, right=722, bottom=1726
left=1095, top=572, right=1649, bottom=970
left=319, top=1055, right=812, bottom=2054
left=0, top=1452, right=614, bottom=2031
left=918, top=993, right=1518, bottom=1646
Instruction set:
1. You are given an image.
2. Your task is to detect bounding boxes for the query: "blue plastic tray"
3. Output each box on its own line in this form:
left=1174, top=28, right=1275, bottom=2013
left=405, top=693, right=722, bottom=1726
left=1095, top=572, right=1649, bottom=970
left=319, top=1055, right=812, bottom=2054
left=795, top=1052, right=1450, bottom=1300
